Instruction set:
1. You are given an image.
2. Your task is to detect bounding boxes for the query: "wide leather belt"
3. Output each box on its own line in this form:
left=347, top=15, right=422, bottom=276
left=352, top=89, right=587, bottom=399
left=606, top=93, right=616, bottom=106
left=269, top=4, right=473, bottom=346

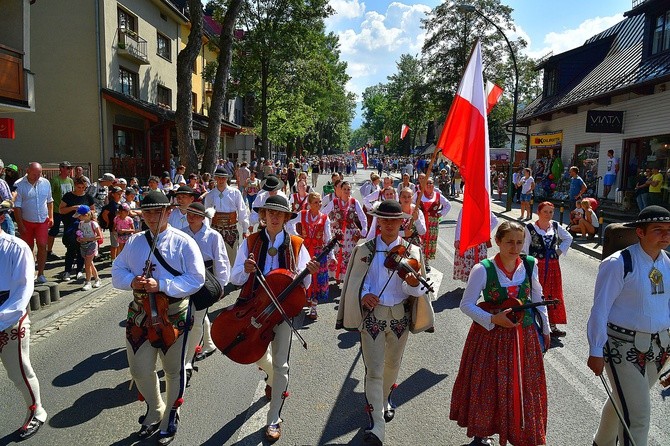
left=213, top=211, right=237, bottom=227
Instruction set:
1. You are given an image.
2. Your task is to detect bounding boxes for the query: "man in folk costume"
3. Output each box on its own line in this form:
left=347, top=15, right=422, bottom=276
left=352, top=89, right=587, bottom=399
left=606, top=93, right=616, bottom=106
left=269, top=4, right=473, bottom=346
left=322, top=180, right=368, bottom=282
left=398, top=187, right=426, bottom=244
left=0, top=200, right=47, bottom=440
left=203, top=167, right=249, bottom=265
left=112, top=191, right=205, bottom=445
left=168, top=185, right=197, bottom=230
left=337, top=200, right=434, bottom=446
left=182, top=202, right=230, bottom=385
left=419, top=177, right=451, bottom=272
left=249, top=174, right=288, bottom=231
left=365, top=188, right=400, bottom=241
left=587, top=205, right=670, bottom=446
left=229, top=195, right=319, bottom=442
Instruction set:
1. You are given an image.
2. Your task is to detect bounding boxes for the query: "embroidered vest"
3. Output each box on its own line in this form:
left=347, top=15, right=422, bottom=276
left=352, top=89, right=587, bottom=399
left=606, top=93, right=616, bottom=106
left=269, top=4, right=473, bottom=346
left=526, top=222, right=559, bottom=260
left=480, top=256, right=535, bottom=327
left=334, top=198, right=360, bottom=231
left=421, top=192, right=442, bottom=217
left=292, top=193, right=309, bottom=212
left=299, top=210, right=327, bottom=256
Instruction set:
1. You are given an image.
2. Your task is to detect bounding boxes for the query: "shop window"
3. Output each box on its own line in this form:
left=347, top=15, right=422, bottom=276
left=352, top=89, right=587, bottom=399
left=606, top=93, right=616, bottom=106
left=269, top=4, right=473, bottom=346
left=157, top=32, right=171, bottom=61
left=573, top=143, right=600, bottom=182
left=119, top=67, right=138, bottom=98
left=113, top=127, right=144, bottom=158
left=157, top=85, right=171, bottom=109
left=652, top=10, right=670, bottom=55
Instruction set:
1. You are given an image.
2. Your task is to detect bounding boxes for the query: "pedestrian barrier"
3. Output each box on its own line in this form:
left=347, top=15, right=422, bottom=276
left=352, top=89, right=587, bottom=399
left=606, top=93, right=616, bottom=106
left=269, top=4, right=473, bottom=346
left=45, top=282, right=60, bottom=302
left=30, top=291, right=40, bottom=311
left=35, top=286, right=50, bottom=307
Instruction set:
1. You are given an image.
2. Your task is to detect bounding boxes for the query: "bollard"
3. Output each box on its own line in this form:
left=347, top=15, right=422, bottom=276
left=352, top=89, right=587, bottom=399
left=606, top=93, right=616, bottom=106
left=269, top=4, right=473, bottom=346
left=45, top=282, right=60, bottom=302
left=30, top=291, right=40, bottom=311
left=35, top=285, right=50, bottom=307
left=559, top=201, right=565, bottom=225
left=598, top=210, right=605, bottom=240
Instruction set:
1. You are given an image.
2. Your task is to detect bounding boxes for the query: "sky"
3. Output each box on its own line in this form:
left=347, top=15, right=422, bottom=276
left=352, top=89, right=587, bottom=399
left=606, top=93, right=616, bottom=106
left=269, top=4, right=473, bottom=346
left=324, top=0, right=633, bottom=128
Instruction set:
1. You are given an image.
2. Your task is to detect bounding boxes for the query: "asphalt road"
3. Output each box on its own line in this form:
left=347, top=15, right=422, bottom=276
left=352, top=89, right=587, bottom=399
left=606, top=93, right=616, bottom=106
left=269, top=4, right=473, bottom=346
left=1, top=167, right=669, bottom=446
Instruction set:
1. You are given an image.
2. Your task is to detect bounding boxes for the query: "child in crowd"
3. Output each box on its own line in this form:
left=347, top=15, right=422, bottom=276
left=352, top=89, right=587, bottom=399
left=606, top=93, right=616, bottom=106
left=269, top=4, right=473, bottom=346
left=125, top=189, right=142, bottom=231
left=113, top=203, right=135, bottom=254
left=74, top=205, right=103, bottom=291
left=497, top=172, right=506, bottom=201
left=570, top=198, right=599, bottom=238
left=569, top=199, right=585, bottom=227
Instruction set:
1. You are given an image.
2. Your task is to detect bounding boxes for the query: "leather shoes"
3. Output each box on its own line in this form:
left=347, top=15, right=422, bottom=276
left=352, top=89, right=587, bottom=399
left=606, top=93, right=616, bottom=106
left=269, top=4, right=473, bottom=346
left=265, top=423, right=281, bottom=442
left=264, top=384, right=272, bottom=401
left=363, top=431, right=383, bottom=445
left=551, top=329, right=567, bottom=338
left=18, top=417, right=44, bottom=440
left=137, top=422, right=159, bottom=439
left=194, top=349, right=217, bottom=362
left=383, top=409, right=395, bottom=423
left=469, top=437, right=494, bottom=446
left=157, top=431, right=176, bottom=445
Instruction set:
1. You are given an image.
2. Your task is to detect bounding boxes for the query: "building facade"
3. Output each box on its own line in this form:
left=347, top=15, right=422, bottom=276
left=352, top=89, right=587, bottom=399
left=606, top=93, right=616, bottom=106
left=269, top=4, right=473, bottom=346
left=0, top=0, right=35, bottom=114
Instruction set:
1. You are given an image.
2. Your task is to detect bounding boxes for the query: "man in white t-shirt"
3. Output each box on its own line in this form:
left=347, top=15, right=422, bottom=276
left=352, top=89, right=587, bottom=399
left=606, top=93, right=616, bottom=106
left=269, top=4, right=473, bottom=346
left=602, top=149, right=619, bottom=200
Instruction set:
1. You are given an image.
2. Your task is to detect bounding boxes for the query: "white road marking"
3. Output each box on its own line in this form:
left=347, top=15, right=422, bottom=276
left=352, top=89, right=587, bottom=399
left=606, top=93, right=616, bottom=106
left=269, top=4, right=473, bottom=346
left=235, top=378, right=269, bottom=446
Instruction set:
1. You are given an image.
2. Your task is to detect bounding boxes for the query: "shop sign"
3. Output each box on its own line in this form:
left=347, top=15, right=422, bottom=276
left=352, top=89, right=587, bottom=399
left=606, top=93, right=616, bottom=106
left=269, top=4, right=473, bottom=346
left=586, top=110, right=624, bottom=133
left=530, top=130, right=562, bottom=148
left=0, top=118, right=15, bottom=139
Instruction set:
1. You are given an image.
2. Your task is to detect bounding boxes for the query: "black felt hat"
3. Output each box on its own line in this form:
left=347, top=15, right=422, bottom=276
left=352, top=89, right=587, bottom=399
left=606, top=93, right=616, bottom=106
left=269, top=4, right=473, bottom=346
left=213, top=167, right=230, bottom=178
left=367, top=199, right=411, bottom=219
left=141, top=191, right=171, bottom=209
left=261, top=174, right=284, bottom=192
left=623, top=205, right=670, bottom=227
left=253, top=195, right=297, bottom=219
left=186, top=202, right=207, bottom=217
left=175, top=185, right=195, bottom=195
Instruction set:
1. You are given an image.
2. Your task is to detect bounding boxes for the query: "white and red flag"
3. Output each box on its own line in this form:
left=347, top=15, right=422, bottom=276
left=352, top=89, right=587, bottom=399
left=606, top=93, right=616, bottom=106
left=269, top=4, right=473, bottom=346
left=400, top=124, right=410, bottom=140
left=485, top=80, right=503, bottom=115
left=436, top=40, right=491, bottom=256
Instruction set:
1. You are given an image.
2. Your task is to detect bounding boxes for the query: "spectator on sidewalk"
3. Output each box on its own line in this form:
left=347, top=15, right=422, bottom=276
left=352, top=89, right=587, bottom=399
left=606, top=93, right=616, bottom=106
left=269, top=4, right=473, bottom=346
left=568, top=166, right=587, bottom=202
left=90, top=173, right=115, bottom=210
left=47, top=161, right=74, bottom=260
left=14, top=162, right=53, bottom=283
left=100, top=186, right=123, bottom=260
left=74, top=205, right=103, bottom=290
left=0, top=159, right=15, bottom=235
left=73, top=165, right=91, bottom=188
left=60, top=177, right=95, bottom=281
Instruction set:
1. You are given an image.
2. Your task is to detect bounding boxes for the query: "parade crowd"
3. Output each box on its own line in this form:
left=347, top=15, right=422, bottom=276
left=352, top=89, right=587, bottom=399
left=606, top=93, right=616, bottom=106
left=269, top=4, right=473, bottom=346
left=0, top=154, right=668, bottom=446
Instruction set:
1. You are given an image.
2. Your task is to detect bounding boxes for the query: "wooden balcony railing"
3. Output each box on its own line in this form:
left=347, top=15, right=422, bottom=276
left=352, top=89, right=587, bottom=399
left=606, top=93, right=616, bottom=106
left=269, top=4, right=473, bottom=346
left=0, top=44, right=25, bottom=102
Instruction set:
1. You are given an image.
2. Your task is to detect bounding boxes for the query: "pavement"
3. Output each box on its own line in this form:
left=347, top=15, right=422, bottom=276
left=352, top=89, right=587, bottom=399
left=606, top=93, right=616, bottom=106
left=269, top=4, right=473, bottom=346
left=29, top=171, right=604, bottom=334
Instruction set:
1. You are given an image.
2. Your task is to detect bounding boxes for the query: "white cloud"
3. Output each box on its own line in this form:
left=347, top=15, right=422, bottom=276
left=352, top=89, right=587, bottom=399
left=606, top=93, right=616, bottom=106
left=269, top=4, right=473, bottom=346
left=520, top=14, right=624, bottom=59
left=328, top=0, right=366, bottom=20
left=332, top=2, right=432, bottom=98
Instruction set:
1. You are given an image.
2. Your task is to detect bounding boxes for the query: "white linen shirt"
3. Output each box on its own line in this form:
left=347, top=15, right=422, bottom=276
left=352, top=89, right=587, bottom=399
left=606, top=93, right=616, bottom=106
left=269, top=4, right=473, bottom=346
left=229, top=230, right=312, bottom=289
left=112, top=226, right=205, bottom=298
left=0, top=232, right=34, bottom=331
left=321, top=197, right=368, bottom=238
left=14, top=176, right=53, bottom=223
left=203, top=185, right=250, bottom=233
left=460, top=260, right=549, bottom=333
left=248, top=190, right=288, bottom=226
left=182, top=223, right=230, bottom=289
left=522, top=220, right=573, bottom=256
left=168, top=209, right=189, bottom=230
left=365, top=210, right=427, bottom=242
left=587, top=243, right=670, bottom=357
left=361, top=236, right=428, bottom=306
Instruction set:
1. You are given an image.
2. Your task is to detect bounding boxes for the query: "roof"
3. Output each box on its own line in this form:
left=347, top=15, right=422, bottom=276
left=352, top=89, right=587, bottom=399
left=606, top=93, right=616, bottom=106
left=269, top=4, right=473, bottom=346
left=518, top=12, right=670, bottom=124
left=101, top=88, right=241, bottom=133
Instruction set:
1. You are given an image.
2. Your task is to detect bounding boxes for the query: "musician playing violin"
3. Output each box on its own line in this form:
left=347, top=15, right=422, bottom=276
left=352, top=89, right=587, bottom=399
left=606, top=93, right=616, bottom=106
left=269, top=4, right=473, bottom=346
left=337, top=200, right=434, bottom=446
left=112, top=191, right=206, bottom=445
left=229, top=194, right=319, bottom=442
left=449, top=221, right=551, bottom=446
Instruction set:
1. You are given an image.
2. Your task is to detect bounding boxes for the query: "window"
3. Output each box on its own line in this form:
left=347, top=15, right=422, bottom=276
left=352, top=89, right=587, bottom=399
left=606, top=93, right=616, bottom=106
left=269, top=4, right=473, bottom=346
left=117, top=7, right=137, bottom=33
left=652, top=10, right=670, bottom=55
left=543, top=68, right=558, bottom=97
left=157, top=33, right=171, bottom=61
left=157, top=85, right=172, bottom=109
left=120, top=67, right=138, bottom=98
left=192, top=92, right=198, bottom=113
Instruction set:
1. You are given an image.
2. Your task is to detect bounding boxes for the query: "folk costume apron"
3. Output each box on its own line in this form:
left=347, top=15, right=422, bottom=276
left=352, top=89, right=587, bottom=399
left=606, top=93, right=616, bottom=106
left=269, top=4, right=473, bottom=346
left=298, top=210, right=330, bottom=304
left=328, top=197, right=362, bottom=281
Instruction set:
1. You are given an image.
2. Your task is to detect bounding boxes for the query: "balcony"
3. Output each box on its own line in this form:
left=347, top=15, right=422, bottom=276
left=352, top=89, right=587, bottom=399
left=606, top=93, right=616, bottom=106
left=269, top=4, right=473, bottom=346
left=117, top=28, right=149, bottom=65
left=0, top=43, right=26, bottom=104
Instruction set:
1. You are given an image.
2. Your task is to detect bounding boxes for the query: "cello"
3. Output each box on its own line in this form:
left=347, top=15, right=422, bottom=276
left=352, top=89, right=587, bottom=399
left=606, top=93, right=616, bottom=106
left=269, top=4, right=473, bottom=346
left=211, top=236, right=340, bottom=364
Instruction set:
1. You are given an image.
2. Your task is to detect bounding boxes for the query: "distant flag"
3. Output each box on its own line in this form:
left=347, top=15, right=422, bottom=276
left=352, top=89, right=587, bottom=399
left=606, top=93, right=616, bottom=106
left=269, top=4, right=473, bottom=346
left=401, top=124, right=411, bottom=140
left=384, top=135, right=390, bottom=144
left=361, top=147, right=368, bottom=169
left=436, top=40, right=490, bottom=256
left=485, top=80, right=504, bottom=115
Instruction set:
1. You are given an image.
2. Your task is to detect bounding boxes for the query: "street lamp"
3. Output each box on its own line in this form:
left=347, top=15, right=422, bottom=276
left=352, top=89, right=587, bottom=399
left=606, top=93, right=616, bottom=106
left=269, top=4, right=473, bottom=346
left=456, top=4, right=519, bottom=212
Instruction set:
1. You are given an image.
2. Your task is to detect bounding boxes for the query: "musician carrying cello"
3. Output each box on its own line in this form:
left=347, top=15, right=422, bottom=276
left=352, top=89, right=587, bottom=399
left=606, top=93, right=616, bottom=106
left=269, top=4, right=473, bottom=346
left=229, top=195, right=319, bottom=442
left=336, top=200, right=434, bottom=446
left=112, top=191, right=205, bottom=445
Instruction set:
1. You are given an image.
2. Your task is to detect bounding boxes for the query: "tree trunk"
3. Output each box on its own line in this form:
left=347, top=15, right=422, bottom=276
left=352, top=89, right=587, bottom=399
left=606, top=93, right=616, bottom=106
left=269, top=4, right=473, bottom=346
left=175, top=0, right=204, bottom=174
left=261, top=59, right=270, bottom=161
left=202, top=0, right=244, bottom=175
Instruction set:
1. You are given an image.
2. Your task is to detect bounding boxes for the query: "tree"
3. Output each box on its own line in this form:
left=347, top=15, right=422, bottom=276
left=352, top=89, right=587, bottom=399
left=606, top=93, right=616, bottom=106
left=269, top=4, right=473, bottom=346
left=175, top=0, right=203, bottom=174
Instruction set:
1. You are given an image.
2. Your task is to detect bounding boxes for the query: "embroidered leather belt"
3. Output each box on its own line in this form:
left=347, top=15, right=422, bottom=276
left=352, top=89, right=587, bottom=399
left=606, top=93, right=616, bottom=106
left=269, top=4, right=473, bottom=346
left=0, top=291, right=8, bottom=307
left=213, top=211, right=237, bottom=227
left=607, top=322, right=665, bottom=341
left=608, top=322, right=670, bottom=351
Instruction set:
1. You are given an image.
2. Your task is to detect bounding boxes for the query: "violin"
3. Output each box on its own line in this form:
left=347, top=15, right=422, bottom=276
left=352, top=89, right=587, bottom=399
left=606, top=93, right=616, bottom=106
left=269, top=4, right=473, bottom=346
left=477, top=297, right=560, bottom=323
left=211, top=236, right=340, bottom=364
left=384, top=245, right=434, bottom=293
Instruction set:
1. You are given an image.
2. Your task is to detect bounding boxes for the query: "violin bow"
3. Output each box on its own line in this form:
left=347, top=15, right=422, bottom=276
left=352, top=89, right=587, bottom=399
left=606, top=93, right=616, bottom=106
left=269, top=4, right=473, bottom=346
left=250, top=261, right=308, bottom=349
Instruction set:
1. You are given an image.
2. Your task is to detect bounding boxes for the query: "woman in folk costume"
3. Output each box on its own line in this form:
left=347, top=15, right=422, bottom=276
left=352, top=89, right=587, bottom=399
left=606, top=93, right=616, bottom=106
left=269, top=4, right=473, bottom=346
left=287, top=191, right=334, bottom=320
left=450, top=221, right=551, bottom=446
left=289, top=180, right=310, bottom=213
left=365, top=187, right=400, bottom=242
left=522, top=201, right=573, bottom=337
left=453, top=208, right=498, bottom=282
left=322, top=181, right=367, bottom=281
left=419, top=177, right=451, bottom=272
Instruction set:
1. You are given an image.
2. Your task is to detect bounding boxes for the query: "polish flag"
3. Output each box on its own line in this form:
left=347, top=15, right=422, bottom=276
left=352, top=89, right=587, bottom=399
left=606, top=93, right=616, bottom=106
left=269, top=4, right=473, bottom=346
left=436, top=41, right=491, bottom=255
left=486, top=80, right=503, bottom=115
left=400, top=124, right=410, bottom=140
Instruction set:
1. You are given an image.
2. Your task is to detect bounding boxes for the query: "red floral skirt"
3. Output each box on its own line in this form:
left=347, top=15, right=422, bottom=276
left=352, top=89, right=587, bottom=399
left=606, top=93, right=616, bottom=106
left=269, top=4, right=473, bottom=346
left=450, top=322, right=547, bottom=446
left=537, top=258, right=566, bottom=324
